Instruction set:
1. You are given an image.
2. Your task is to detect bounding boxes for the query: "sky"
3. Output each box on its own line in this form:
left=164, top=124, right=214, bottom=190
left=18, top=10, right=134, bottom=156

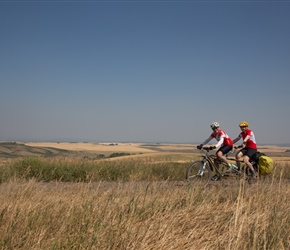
left=0, top=0, right=290, bottom=145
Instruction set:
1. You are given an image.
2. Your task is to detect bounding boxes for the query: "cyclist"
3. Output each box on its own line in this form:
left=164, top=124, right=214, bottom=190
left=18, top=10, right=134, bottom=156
left=197, top=122, right=235, bottom=181
left=232, top=121, right=257, bottom=179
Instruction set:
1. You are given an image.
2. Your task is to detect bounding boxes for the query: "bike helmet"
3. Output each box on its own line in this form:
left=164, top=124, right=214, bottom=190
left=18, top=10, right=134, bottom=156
left=210, top=122, right=220, bottom=129
left=239, top=121, right=249, bottom=127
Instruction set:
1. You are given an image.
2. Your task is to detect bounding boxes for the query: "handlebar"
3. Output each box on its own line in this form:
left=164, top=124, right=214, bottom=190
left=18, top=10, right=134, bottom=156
left=198, top=146, right=214, bottom=152
left=197, top=145, right=243, bottom=152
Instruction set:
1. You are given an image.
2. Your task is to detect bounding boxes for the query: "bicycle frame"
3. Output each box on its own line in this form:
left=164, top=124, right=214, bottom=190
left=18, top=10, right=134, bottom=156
left=186, top=147, right=226, bottom=184
left=197, top=147, right=223, bottom=175
left=197, top=147, right=249, bottom=178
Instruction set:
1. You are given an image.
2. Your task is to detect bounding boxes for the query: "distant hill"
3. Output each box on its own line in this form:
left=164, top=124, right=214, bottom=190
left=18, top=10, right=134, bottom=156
left=275, top=143, right=290, bottom=147
left=0, top=142, right=76, bottom=158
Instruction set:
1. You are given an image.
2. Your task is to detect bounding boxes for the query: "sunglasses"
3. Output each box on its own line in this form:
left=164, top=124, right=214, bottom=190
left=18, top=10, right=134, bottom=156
left=240, top=126, right=246, bottom=128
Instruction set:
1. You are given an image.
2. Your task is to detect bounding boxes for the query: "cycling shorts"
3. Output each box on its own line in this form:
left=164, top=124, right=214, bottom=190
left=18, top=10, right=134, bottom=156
left=239, top=147, right=257, bottom=158
left=217, top=145, right=233, bottom=155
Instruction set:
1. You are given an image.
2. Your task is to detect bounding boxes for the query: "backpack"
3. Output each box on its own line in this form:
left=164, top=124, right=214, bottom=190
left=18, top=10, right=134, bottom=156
left=258, top=155, right=274, bottom=175
left=251, top=151, right=266, bottom=163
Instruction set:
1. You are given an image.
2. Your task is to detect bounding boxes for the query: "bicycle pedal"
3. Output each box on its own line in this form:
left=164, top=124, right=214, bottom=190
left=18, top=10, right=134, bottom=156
left=225, top=167, right=233, bottom=173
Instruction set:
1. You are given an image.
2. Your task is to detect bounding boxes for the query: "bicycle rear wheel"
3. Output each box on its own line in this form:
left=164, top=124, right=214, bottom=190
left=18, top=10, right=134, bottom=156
left=186, top=160, right=211, bottom=185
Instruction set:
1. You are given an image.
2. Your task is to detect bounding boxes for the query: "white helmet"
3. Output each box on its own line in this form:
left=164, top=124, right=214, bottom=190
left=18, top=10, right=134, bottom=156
left=210, top=122, right=220, bottom=129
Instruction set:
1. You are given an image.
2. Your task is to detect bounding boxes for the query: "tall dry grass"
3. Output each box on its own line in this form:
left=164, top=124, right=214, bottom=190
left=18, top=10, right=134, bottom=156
left=0, top=157, right=188, bottom=183
left=0, top=164, right=290, bottom=249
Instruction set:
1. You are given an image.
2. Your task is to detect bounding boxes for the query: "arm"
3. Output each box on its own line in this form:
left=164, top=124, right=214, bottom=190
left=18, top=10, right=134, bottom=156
left=197, top=136, right=213, bottom=149
left=232, top=136, right=241, bottom=144
left=242, top=135, right=250, bottom=145
left=201, top=136, right=212, bottom=146
left=215, top=136, right=224, bottom=148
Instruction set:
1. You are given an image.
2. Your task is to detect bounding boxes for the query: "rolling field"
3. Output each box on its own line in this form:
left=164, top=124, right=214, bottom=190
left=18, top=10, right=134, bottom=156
left=1, top=141, right=289, bottom=161
left=24, top=141, right=290, bottom=164
left=0, top=142, right=290, bottom=249
left=24, top=141, right=290, bottom=159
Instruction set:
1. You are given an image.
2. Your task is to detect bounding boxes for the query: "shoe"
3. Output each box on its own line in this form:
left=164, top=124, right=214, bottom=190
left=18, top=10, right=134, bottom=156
left=226, top=164, right=239, bottom=172
left=211, top=174, right=221, bottom=181
left=231, top=164, right=239, bottom=170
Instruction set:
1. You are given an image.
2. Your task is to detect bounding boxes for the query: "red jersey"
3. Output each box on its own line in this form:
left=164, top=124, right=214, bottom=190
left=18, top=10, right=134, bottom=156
left=238, top=129, right=257, bottom=149
left=210, top=129, right=233, bottom=146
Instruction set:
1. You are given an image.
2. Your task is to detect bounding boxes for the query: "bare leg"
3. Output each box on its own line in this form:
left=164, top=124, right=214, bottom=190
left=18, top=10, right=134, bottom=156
left=243, top=155, right=255, bottom=172
left=235, top=151, right=243, bottom=170
left=217, top=151, right=230, bottom=165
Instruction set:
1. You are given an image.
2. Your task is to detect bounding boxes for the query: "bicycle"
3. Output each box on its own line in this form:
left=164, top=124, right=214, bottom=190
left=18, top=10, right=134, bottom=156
left=226, top=146, right=260, bottom=181
left=186, top=146, right=257, bottom=185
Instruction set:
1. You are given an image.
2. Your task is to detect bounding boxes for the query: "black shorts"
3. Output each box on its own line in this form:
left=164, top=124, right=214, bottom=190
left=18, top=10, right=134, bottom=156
left=239, top=147, right=257, bottom=158
left=217, top=145, right=233, bottom=155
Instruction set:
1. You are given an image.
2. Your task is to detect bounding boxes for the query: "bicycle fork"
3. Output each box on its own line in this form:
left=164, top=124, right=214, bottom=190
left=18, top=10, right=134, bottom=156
left=197, top=160, right=207, bottom=176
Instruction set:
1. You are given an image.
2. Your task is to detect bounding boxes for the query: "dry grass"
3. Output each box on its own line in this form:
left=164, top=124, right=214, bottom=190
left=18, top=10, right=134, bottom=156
left=1, top=174, right=290, bottom=249
left=25, top=142, right=156, bottom=154
left=0, top=143, right=290, bottom=249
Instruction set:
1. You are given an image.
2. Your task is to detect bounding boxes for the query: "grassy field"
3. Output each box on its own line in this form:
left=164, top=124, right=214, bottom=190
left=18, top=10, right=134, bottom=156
left=0, top=142, right=290, bottom=249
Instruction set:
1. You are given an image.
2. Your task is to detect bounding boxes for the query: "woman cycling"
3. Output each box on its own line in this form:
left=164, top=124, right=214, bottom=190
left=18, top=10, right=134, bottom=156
left=232, top=121, right=258, bottom=180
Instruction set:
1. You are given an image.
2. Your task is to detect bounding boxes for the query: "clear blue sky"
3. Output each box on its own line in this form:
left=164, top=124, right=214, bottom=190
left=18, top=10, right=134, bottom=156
left=1, top=0, right=290, bottom=145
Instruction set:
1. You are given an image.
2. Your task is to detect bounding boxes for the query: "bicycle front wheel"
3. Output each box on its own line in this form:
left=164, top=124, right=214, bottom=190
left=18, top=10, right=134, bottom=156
left=186, top=160, right=211, bottom=185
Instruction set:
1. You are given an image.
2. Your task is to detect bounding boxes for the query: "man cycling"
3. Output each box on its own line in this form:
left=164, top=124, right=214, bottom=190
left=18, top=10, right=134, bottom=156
left=197, top=122, right=236, bottom=181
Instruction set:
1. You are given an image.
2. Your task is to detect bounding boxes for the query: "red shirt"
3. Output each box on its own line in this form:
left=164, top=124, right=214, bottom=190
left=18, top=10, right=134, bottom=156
left=238, top=129, right=257, bottom=149
left=210, top=129, right=233, bottom=146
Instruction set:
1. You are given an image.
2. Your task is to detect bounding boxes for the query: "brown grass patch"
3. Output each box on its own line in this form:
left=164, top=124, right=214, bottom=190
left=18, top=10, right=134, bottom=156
left=25, top=142, right=156, bottom=154
left=1, top=178, right=290, bottom=249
